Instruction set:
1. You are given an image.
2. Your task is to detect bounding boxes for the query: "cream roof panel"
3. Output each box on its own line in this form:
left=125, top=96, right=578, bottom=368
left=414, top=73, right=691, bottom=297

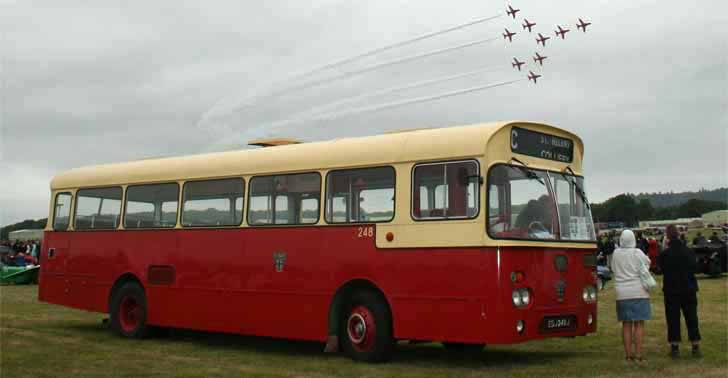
left=50, top=121, right=579, bottom=190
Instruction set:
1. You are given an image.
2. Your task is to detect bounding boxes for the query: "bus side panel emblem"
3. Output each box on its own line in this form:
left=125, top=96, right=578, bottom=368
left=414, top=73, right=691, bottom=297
left=273, top=252, right=287, bottom=272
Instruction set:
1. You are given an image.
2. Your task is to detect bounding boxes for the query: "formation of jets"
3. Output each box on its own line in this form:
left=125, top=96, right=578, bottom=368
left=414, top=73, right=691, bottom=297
left=503, top=4, right=591, bottom=84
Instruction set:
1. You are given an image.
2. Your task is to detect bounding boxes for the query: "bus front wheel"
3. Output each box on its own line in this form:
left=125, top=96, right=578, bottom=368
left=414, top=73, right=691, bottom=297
left=340, top=291, right=394, bottom=363
left=110, top=281, right=149, bottom=339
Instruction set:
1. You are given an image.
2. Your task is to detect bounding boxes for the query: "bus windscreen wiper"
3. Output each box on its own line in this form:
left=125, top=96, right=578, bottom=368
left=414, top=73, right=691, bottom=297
left=562, top=166, right=590, bottom=210
left=510, top=158, right=545, bottom=186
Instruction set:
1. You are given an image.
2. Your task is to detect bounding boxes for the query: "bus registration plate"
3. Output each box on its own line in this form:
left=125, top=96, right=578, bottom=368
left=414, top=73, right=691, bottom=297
left=540, top=315, right=576, bottom=333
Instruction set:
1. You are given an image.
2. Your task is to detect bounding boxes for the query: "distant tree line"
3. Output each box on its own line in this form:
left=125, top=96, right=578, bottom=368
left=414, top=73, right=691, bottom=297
left=591, top=195, right=727, bottom=227
left=632, top=187, right=727, bottom=208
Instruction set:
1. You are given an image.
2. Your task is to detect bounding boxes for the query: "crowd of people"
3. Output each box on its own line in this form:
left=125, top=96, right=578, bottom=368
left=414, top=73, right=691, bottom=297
left=609, top=225, right=704, bottom=365
left=691, top=231, right=726, bottom=247
left=0, top=239, right=41, bottom=266
left=597, top=227, right=726, bottom=269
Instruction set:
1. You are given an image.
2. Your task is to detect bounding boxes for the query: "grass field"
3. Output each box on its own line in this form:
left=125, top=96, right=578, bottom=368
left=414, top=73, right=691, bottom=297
left=1, top=276, right=726, bottom=378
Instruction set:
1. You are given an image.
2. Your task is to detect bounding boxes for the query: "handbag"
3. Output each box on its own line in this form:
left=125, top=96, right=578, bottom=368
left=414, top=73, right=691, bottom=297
left=638, top=254, right=657, bottom=291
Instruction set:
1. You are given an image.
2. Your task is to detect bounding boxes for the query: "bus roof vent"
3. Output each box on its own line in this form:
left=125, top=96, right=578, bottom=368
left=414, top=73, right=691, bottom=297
left=248, top=138, right=303, bottom=147
left=383, top=128, right=430, bottom=135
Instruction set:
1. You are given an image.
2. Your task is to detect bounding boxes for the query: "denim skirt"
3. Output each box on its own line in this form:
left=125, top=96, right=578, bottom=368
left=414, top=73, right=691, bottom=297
left=616, top=299, right=652, bottom=321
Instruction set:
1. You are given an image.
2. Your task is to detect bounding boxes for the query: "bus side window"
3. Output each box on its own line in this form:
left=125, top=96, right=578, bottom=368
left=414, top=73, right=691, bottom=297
left=124, top=183, right=179, bottom=229
left=325, top=167, right=395, bottom=224
left=412, top=160, right=479, bottom=220
left=74, top=187, right=123, bottom=230
left=181, top=178, right=244, bottom=227
left=248, top=172, right=321, bottom=226
left=53, top=192, right=73, bottom=231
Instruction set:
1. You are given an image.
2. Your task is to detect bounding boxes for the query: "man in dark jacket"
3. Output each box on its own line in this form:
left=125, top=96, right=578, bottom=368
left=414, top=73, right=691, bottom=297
left=658, top=224, right=702, bottom=358
left=636, top=232, right=650, bottom=255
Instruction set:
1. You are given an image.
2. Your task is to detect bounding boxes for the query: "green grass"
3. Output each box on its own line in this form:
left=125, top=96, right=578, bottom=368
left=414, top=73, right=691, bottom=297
left=2, top=276, right=727, bottom=378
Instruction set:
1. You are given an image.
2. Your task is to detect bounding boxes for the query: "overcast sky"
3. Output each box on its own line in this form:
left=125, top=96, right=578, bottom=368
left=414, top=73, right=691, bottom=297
left=1, top=0, right=726, bottom=226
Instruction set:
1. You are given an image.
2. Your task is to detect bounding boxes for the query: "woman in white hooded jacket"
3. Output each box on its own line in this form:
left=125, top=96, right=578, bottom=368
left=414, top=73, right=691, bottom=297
left=611, top=229, right=652, bottom=363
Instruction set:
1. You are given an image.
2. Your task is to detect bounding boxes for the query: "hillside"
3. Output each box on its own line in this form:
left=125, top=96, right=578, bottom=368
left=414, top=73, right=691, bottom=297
left=633, top=187, right=727, bottom=208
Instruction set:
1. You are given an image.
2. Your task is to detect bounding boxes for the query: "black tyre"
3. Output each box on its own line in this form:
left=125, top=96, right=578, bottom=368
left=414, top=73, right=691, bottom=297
left=109, top=281, right=149, bottom=338
left=340, top=291, right=394, bottom=363
left=443, top=342, right=485, bottom=357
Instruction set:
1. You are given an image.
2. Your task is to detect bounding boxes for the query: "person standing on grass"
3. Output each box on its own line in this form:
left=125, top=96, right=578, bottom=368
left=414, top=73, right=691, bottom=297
left=611, top=229, right=652, bottom=364
left=605, top=234, right=616, bottom=271
left=658, top=224, right=702, bottom=359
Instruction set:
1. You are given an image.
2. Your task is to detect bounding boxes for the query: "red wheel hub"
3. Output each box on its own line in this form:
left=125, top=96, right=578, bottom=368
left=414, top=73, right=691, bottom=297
left=119, top=296, right=141, bottom=333
left=347, top=306, right=376, bottom=352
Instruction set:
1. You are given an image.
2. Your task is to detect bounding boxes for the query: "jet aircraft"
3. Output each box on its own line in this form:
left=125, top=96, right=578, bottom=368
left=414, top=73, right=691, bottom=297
left=512, top=57, right=525, bottom=71
left=522, top=19, right=536, bottom=32
left=536, top=33, right=550, bottom=46
left=555, top=25, right=570, bottom=39
left=528, top=71, right=541, bottom=84
left=576, top=18, right=592, bottom=32
left=533, top=52, right=547, bottom=65
left=503, top=28, right=516, bottom=42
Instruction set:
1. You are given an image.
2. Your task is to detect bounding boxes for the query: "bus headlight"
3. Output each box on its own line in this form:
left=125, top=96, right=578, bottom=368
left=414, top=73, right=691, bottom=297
left=519, top=288, right=530, bottom=306
left=516, top=320, right=525, bottom=334
left=512, top=288, right=531, bottom=307
left=512, top=290, right=523, bottom=307
left=582, top=286, right=597, bottom=303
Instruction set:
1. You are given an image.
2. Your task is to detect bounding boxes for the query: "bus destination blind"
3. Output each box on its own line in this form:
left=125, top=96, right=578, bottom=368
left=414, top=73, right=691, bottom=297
left=510, top=127, right=573, bottom=163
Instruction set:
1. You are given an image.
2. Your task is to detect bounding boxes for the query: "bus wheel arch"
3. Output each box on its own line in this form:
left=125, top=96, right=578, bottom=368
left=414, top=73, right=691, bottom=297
left=326, top=279, right=394, bottom=362
left=108, top=273, right=143, bottom=311
left=108, top=273, right=149, bottom=338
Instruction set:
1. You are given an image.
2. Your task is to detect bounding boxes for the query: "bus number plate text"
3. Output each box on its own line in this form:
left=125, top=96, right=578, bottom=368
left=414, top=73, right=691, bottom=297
left=540, top=315, right=577, bottom=333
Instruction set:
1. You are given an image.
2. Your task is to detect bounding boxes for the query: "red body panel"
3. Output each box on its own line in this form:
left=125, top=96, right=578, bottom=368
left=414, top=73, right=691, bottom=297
left=647, top=239, right=659, bottom=270
left=39, top=227, right=597, bottom=344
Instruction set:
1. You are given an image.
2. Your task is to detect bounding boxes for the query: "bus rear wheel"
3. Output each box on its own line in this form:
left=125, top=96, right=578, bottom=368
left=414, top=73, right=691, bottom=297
left=110, top=281, right=149, bottom=338
left=340, top=291, right=394, bottom=363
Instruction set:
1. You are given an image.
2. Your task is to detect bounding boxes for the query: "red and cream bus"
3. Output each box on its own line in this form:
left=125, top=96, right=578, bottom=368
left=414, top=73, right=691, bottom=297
left=40, top=121, right=597, bottom=362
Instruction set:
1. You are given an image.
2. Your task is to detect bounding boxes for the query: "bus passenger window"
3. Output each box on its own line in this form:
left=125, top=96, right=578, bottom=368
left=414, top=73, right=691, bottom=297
left=412, top=160, right=479, bottom=220
left=325, top=167, right=395, bottom=223
left=75, top=187, right=123, bottom=230
left=53, top=192, right=72, bottom=231
left=125, top=183, right=179, bottom=229
left=248, top=172, right=321, bottom=225
left=182, top=178, right=244, bottom=227
left=300, top=198, right=319, bottom=224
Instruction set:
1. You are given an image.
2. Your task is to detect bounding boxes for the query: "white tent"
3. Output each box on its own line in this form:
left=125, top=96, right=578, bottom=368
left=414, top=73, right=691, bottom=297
left=8, top=229, right=44, bottom=242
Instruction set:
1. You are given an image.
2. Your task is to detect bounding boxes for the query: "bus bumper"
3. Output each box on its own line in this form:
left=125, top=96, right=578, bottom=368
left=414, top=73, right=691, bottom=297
left=485, top=303, right=598, bottom=344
